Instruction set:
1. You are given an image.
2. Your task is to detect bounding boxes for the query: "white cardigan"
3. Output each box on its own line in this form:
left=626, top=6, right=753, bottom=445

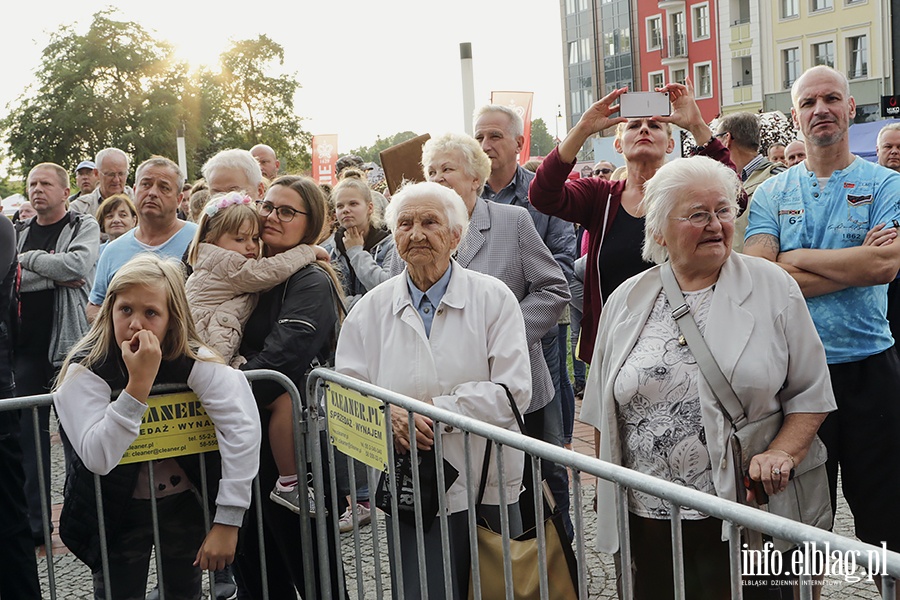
left=579, top=252, right=836, bottom=553
left=335, top=262, right=532, bottom=514
left=54, top=349, right=262, bottom=525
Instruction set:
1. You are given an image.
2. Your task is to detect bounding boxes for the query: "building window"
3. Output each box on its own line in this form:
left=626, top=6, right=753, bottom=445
left=692, top=4, right=710, bottom=40
left=669, top=12, right=686, bottom=57
left=568, top=41, right=579, bottom=65
left=647, top=17, right=663, bottom=50
left=848, top=35, right=868, bottom=79
left=566, top=0, right=576, bottom=14
left=694, top=63, right=713, bottom=98
left=812, top=41, right=835, bottom=67
left=783, top=48, right=800, bottom=88
left=672, top=68, right=687, bottom=85
left=782, top=0, right=799, bottom=17
left=811, top=0, right=833, bottom=10
left=649, top=71, right=665, bottom=91
left=580, top=38, right=591, bottom=63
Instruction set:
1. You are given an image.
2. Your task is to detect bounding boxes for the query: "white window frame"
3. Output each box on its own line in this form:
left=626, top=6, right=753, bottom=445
left=646, top=16, right=663, bottom=51
left=781, top=0, right=799, bottom=18
left=846, top=34, right=868, bottom=79
left=648, top=70, right=666, bottom=92
left=694, top=61, right=713, bottom=99
left=670, top=67, right=687, bottom=86
left=692, top=3, right=711, bottom=41
left=811, top=0, right=833, bottom=12
left=782, top=46, right=801, bottom=88
left=811, top=40, right=835, bottom=67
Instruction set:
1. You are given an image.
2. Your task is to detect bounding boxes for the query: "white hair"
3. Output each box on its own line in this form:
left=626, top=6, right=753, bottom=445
left=641, top=156, right=741, bottom=264
left=95, top=147, right=131, bottom=172
left=385, top=181, right=469, bottom=241
left=202, top=149, right=263, bottom=192
left=474, top=104, right=524, bottom=138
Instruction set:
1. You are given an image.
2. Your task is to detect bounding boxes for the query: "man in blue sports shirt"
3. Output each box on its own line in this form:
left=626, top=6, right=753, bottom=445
left=745, top=65, right=900, bottom=595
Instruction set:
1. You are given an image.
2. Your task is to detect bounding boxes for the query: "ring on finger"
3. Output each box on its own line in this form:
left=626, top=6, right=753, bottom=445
left=771, top=467, right=781, bottom=476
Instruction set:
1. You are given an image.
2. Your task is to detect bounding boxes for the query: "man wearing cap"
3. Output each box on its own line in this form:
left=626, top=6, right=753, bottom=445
left=67, top=160, right=99, bottom=202
left=69, top=147, right=134, bottom=217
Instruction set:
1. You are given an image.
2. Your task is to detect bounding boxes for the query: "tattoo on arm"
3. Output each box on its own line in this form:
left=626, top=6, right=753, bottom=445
left=743, top=234, right=780, bottom=260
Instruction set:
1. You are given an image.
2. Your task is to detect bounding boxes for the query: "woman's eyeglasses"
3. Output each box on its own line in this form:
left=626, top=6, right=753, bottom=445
left=671, top=206, right=737, bottom=227
left=256, top=201, right=307, bottom=222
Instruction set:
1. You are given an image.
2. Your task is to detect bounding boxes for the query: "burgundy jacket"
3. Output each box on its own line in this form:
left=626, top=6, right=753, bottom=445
left=529, top=140, right=737, bottom=363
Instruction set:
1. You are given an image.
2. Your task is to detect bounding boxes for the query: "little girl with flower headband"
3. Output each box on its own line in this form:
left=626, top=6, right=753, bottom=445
left=186, top=191, right=326, bottom=513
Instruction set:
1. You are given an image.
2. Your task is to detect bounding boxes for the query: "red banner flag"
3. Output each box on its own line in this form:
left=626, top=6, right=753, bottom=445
left=312, top=135, right=338, bottom=186
left=491, top=91, right=534, bottom=166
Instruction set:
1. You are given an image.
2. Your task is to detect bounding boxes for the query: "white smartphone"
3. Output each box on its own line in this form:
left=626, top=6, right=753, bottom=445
left=618, top=92, right=671, bottom=118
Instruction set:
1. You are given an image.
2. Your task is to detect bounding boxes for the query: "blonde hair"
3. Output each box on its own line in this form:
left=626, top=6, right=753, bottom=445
left=187, top=193, right=261, bottom=265
left=56, top=254, right=217, bottom=388
left=332, top=170, right=383, bottom=229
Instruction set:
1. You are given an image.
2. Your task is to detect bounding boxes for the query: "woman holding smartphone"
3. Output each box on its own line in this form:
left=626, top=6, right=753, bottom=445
left=529, top=79, right=740, bottom=368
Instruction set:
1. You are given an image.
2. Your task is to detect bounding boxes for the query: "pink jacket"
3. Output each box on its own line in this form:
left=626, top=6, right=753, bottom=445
left=185, top=243, right=315, bottom=365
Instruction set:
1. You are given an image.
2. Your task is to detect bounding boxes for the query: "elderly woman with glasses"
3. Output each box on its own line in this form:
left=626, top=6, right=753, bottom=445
left=336, top=181, right=531, bottom=599
left=580, top=157, right=835, bottom=599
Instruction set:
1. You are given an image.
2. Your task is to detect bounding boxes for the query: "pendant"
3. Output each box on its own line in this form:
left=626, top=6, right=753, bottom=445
left=678, top=334, right=687, bottom=346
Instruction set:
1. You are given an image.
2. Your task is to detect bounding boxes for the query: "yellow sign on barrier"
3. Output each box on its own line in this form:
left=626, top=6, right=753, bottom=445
left=120, top=392, right=218, bottom=464
left=325, top=381, right=388, bottom=472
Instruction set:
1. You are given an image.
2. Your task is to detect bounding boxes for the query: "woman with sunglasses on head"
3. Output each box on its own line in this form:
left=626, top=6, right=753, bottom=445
left=530, top=80, right=742, bottom=369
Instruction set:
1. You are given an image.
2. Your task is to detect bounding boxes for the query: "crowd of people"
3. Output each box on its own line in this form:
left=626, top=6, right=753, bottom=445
left=0, top=63, right=898, bottom=600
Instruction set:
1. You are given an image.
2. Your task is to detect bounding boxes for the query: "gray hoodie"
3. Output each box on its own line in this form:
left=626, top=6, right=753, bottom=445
left=17, top=212, right=100, bottom=366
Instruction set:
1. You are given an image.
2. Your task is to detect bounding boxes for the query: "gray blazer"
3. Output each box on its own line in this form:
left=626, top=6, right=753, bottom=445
left=385, top=197, right=570, bottom=412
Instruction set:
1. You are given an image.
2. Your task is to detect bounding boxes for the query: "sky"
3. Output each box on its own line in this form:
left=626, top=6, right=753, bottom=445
left=3, top=1, right=568, bottom=156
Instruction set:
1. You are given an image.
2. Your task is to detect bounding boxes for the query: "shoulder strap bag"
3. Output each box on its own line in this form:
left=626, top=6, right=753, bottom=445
left=468, top=384, right=579, bottom=600
left=660, top=263, right=832, bottom=551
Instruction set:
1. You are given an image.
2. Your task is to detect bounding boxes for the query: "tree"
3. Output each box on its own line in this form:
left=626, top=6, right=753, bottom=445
left=2, top=9, right=184, bottom=177
left=2, top=12, right=312, bottom=180
left=530, top=118, right=555, bottom=157
left=213, top=35, right=311, bottom=174
left=349, top=131, right=420, bottom=166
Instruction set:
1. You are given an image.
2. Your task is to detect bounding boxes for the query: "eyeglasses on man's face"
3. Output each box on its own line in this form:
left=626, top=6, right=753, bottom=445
left=256, top=200, right=307, bottom=222
left=671, top=206, right=737, bottom=228
left=594, top=168, right=613, bottom=176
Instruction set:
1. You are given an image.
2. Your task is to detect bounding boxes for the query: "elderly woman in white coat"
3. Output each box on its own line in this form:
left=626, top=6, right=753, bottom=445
left=580, top=157, right=835, bottom=600
left=335, top=181, right=531, bottom=599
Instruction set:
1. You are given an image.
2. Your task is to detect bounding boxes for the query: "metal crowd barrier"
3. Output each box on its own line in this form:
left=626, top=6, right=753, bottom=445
left=4, top=366, right=899, bottom=600
left=304, top=367, right=900, bottom=600
left=0, top=368, right=302, bottom=600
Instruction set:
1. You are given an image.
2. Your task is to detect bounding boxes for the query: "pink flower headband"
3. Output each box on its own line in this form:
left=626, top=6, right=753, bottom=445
left=204, top=192, right=253, bottom=217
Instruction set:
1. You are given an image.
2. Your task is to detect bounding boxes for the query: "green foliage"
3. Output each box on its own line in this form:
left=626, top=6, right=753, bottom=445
left=2, top=11, right=311, bottom=180
left=348, top=131, right=420, bottom=166
left=0, top=177, right=23, bottom=199
left=530, top=118, right=556, bottom=157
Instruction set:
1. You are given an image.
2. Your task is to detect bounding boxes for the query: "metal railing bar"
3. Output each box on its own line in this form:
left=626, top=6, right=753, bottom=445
left=433, top=421, right=453, bottom=600
left=407, top=410, right=428, bottom=599
left=307, top=368, right=900, bottom=578
left=383, top=402, right=404, bottom=600
left=572, top=470, right=588, bottom=600
left=32, top=406, right=56, bottom=599
left=147, top=462, right=165, bottom=599
left=465, top=432, right=481, bottom=600
left=616, top=483, right=634, bottom=600
left=670, top=505, right=685, bottom=600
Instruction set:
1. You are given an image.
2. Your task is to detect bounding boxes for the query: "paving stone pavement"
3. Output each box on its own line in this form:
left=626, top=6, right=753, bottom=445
left=34, top=406, right=885, bottom=599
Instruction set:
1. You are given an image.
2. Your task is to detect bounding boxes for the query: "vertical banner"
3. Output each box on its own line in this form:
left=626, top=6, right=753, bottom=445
left=312, top=135, right=338, bottom=186
left=491, top=91, right=534, bottom=165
